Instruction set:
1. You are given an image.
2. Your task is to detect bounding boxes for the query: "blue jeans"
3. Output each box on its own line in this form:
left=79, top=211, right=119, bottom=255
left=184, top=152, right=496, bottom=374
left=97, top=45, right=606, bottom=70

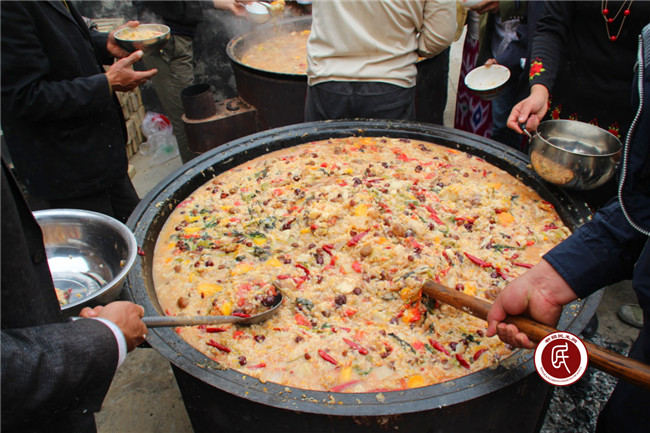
left=490, top=81, right=524, bottom=150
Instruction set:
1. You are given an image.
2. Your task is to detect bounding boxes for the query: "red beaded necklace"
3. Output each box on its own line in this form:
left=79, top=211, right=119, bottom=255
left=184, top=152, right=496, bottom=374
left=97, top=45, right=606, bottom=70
left=601, top=0, right=634, bottom=41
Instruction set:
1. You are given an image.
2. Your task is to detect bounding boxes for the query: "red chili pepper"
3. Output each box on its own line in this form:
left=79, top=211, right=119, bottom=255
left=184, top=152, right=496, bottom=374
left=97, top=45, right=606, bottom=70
left=322, top=244, right=334, bottom=256
left=232, top=312, right=251, bottom=318
left=367, top=388, right=394, bottom=393
left=473, top=348, right=488, bottom=361
left=428, top=338, right=450, bottom=356
left=543, top=223, right=559, bottom=231
left=343, top=338, right=369, bottom=355
left=463, top=252, right=491, bottom=268
left=351, top=261, right=363, bottom=273
left=344, top=308, right=357, bottom=317
left=377, top=202, right=392, bottom=213
left=329, top=380, right=361, bottom=393
left=347, top=231, right=368, bottom=247
left=177, top=197, right=194, bottom=208
left=137, top=246, right=146, bottom=256
left=318, top=349, right=339, bottom=365
left=495, top=267, right=510, bottom=280
left=455, top=353, right=470, bottom=369
left=232, top=330, right=245, bottom=339
left=296, top=263, right=310, bottom=277
left=207, top=340, right=231, bottom=353
left=205, top=326, right=228, bottom=333
left=295, top=313, right=311, bottom=327
left=424, top=205, right=445, bottom=225
left=442, top=250, right=454, bottom=266
left=249, top=363, right=266, bottom=368
left=513, top=262, right=534, bottom=269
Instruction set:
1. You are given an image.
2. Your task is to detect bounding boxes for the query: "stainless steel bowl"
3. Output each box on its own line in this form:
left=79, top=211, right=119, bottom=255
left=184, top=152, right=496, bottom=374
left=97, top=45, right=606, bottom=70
left=114, top=23, right=170, bottom=53
left=34, top=209, right=138, bottom=316
left=527, top=119, right=622, bottom=190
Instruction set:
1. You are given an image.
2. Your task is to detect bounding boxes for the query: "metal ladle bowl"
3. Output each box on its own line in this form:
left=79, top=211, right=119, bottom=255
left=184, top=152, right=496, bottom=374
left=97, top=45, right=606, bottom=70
left=142, top=291, right=283, bottom=327
left=524, top=120, right=622, bottom=190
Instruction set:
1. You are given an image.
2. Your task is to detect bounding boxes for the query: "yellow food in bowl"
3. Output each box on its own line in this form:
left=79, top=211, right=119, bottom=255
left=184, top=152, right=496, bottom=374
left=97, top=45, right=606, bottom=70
left=119, top=28, right=164, bottom=41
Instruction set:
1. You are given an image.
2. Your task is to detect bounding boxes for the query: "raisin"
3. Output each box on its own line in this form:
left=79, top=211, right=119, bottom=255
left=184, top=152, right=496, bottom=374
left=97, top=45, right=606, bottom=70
left=177, top=297, right=188, bottom=309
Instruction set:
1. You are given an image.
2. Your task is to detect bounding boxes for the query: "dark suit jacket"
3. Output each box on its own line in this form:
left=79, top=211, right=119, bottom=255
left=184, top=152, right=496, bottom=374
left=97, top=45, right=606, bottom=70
left=0, top=1, right=128, bottom=201
left=1, top=159, right=120, bottom=432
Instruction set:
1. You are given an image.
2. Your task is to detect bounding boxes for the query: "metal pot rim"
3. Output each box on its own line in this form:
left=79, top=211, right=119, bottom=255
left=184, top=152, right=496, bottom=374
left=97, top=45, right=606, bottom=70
left=534, top=119, right=623, bottom=158
left=125, top=119, right=599, bottom=416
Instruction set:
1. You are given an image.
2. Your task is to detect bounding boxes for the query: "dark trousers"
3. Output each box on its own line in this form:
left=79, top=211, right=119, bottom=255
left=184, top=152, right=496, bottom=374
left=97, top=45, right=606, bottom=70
left=304, top=81, right=416, bottom=122
left=596, top=242, right=650, bottom=432
left=28, top=174, right=140, bottom=224
left=596, top=317, right=650, bottom=432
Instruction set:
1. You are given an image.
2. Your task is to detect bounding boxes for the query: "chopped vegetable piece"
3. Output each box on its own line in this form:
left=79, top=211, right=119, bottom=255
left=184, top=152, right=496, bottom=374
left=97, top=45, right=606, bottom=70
left=207, top=340, right=231, bottom=353
left=343, top=338, right=369, bottom=355
left=428, top=338, right=450, bottom=356
left=455, top=353, right=470, bottom=369
left=318, top=349, right=339, bottom=365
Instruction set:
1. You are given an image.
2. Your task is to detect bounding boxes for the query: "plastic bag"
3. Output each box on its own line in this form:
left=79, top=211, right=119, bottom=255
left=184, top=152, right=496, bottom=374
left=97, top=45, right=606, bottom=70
left=139, top=112, right=179, bottom=164
left=142, top=132, right=180, bottom=164
left=141, top=111, right=173, bottom=138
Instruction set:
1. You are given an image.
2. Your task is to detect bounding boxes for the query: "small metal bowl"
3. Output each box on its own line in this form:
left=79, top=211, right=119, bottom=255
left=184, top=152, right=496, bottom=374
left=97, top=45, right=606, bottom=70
left=114, top=23, right=170, bottom=53
left=527, top=120, right=622, bottom=190
left=464, top=64, right=510, bottom=100
left=34, top=209, right=138, bottom=316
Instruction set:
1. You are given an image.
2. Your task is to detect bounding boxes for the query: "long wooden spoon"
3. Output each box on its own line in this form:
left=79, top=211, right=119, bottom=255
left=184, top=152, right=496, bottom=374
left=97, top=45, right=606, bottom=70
left=422, top=280, right=650, bottom=390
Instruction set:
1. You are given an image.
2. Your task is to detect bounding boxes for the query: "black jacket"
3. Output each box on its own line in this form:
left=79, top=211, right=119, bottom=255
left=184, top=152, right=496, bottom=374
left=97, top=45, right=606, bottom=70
left=0, top=1, right=128, bottom=201
left=1, top=160, right=119, bottom=433
left=133, top=1, right=206, bottom=37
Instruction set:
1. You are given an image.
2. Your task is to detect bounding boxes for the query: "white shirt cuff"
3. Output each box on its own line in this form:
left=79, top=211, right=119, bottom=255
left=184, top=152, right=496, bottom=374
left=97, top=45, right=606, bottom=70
left=91, top=317, right=127, bottom=368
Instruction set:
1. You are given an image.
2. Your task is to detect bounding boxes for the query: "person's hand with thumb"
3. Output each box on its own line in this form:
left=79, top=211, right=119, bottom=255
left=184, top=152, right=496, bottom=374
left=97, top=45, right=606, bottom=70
left=105, top=50, right=157, bottom=92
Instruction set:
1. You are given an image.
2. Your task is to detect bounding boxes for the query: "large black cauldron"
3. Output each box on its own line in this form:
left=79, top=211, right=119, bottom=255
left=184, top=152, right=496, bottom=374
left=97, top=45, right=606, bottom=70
left=125, top=120, right=599, bottom=433
left=226, top=17, right=450, bottom=130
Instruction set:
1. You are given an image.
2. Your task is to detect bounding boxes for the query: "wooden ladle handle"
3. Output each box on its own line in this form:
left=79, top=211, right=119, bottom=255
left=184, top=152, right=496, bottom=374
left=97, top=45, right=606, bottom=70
left=422, top=280, right=650, bottom=390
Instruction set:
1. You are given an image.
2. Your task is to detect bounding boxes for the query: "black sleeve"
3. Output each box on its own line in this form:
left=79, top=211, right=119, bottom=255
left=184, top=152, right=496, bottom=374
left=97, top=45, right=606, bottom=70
left=0, top=1, right=114, bottom=122
left=528, top=0, right=575, bottom=91
left=1, top=320, right=119, bottom=429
